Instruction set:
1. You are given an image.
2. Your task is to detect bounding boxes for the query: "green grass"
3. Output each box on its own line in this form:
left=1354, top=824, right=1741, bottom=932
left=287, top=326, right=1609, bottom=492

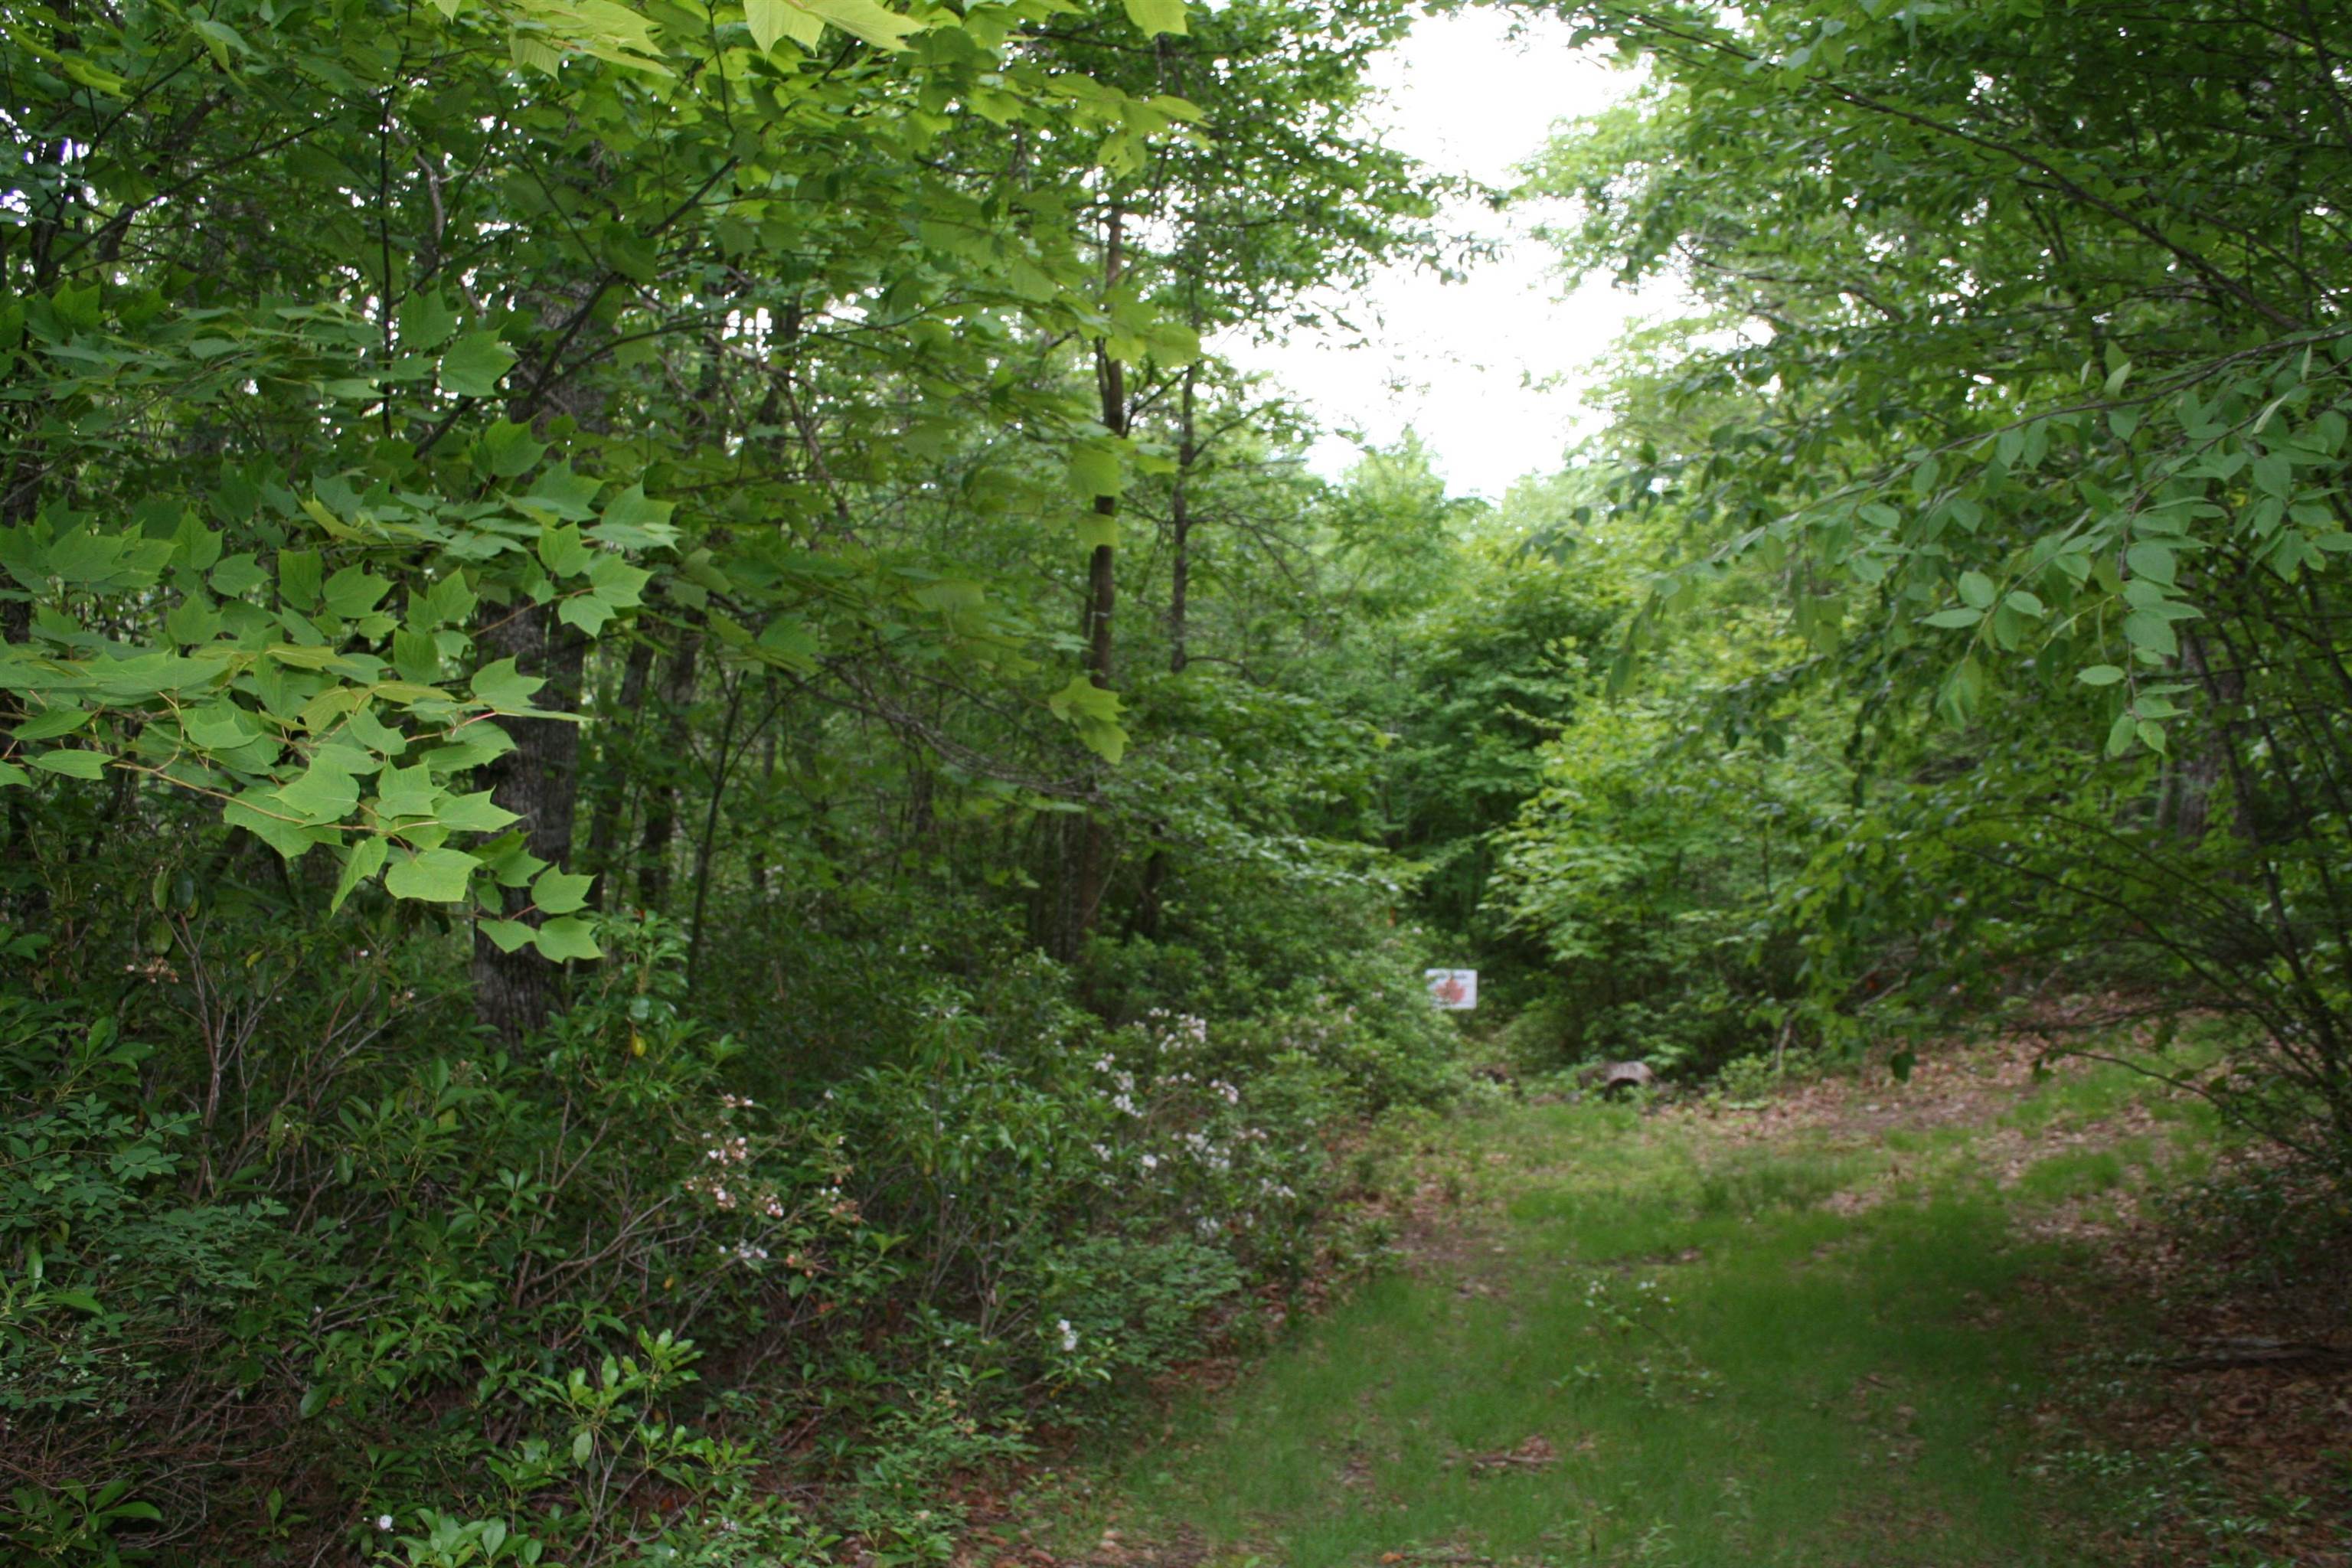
left=1065, top=1088, right=2188, bottom=1568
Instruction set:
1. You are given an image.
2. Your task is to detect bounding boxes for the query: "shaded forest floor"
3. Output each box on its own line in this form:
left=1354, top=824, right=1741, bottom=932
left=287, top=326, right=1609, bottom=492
left=962, top=1027, right=2352, bottom=1568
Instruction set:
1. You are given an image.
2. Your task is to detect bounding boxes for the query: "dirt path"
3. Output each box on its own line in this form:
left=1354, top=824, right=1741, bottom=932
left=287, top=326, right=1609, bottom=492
left=975, top=1037, right=2349, bottom=1568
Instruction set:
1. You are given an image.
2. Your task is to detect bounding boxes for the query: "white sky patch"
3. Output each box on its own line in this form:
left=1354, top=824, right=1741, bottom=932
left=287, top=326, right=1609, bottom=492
left=1220, top=11, right=1693, bottom=498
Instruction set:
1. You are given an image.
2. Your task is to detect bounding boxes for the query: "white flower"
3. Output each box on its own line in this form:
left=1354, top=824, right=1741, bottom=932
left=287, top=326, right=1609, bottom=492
left=1140, top=1153, right=1158, bottom=1171
left=377, top=1514, right=394, bottom=1531
left=1058, top=1318, right=1080, bottom=1351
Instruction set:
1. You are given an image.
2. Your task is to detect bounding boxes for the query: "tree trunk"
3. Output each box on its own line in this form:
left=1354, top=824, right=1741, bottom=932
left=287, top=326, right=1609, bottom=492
left=1135, top=359, right=1200, bottom=941
left=635, top=622, right=701, bottom=913
left=585, top=634, right=654, bottom=910
left=1067, top=204, right=1128, bottom=959
left=1168, top=359, right=1197, bottom=675
left=470, top=603, right=586, bottom=1042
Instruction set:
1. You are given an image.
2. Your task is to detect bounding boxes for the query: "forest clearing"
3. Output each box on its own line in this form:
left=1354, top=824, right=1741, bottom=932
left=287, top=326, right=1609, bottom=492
left=7, top=0, right=2352, bottom=1562
left=1005, top=1028, right=2352, bottom=1568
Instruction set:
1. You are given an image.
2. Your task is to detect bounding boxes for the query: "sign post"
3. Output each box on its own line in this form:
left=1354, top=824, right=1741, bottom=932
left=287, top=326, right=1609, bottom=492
left=1425, top=969, right=1478, bottom=1011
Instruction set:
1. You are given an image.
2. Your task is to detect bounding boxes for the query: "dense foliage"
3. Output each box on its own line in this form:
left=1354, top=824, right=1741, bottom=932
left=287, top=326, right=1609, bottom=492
left=1504, top=0, right=2352, bottom=1148
left=10, top=0, right=2352, bottom=1560
left=0, top=0, right=1485, bottom=1559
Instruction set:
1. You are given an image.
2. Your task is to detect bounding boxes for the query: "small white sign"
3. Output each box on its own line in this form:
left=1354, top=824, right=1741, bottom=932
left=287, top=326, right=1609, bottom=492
left=1425, top=969, right=1478, bottom=1011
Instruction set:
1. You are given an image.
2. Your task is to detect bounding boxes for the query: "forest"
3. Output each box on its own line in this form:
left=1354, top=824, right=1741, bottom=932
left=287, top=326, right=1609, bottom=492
left=5, top=0, right=2352, bottom=1562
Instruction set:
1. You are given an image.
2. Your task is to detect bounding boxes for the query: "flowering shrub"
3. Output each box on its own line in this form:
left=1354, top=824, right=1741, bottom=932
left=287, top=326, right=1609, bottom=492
left=0, top=852, right=1462, bottom=1566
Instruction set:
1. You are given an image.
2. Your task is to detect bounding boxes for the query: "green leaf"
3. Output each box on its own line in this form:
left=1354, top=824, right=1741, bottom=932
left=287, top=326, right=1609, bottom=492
left=1121, top=0, right=1186, bottom=34
left=532, top=865, right=595, bottom=916
left=439, top=791, right=521, bottom=833
left=746, top=0, right=822, bottom=51
left=332, top=837, right=388, bottom=913
left=224, top=795, right=323, bottom=861
left=440, top=331, right=517, bottom=399
left=183, top=702, right=265, bottom=750
left=2252, top=452, right=2292, bottom=498
left=277, top=549, right=322, bottom=610
left=537, top=524, right=593, bottom=579
left=30, top=749, right=106, bottom=779
left=420, top=572, right=479, bottom=629
left=2105, top=711, right=2139, bottom=757
left=2125, top=540, right=2176, bottom=586
left=479, top=917, right=537, bottom=953
left=273, top=754, right=361, bottom=822
left=374, top=763, right=439, bottom=820
left=533, top=916, right=603, bottom=962
left=571, top=1429, right=594, bottom=1465
left=1069, top=445, right=1122, bottom=500
left=2076, top=665, right=2128, bottom=687
left=393, top=629, right=441, bottom=685
left=1920, top=607, right=1983, bottom=629
left=1955, top=570, right=1996, bottom=609
left=472, top=658, right=546, bottom=711
left=12, top=706, right=93, bottom=741
left=211, top=554, right=268, bottom=596
left=2122, top=609, right=2178, bottom=658
left=1077, top=513, right=1118, bottom=551
left=385, top=847, right=479, bottom=903
left=322, top=566, right=391, bottom=619
left=586, top=554, right=650, bottom=607
left=802, top=0, right=921, bottom=50
left=557, top=594, right=616, bottom=635
left=1045, top=675, right=1127, bottom=764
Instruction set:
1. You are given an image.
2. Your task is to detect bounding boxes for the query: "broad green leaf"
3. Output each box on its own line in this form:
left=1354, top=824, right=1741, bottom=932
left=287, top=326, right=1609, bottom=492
left=803, top=0, right=921, bottom=50
left=30, top=749, right=106, bottom=779
left=440, top=331, right=517, bottom=399
left=322, top=566, right=391, bottom=619
left=1122, top=0, right=1185, bottom=34
left=538, top=524, right=593, bottom=579
left=2076, top=665, right=2128, bottom=687
left=532, top=916, right=603, bottom=962
left=1046, top=675, right=1127, bottom=764
left=439, top=791, right=521, bottom=833
left=586, top=554, right=650, bottom=606
left=374, top=763, right=439, bottom=820
left=385, top=847, right=479, bottom=903
left=532, top=865, right=595, bottom=915
left=557, top=594, right=616, bottom=635
left=472, top=658, right=546, bottom=711
left=393, top=629, right=441, bottom=685
left=332, top=837, right=389, bottom=913
left=2125, top=541, right=2176, bottom=585
left=273, top=754, right=361, bottom=822
left=1069, top=445, right=1122, bottom=500
left=746, top=0, right=822, bottom=51
left=224, top=795, right=322, bottom=861
left=479, top=917, right=537, bottom=953
left=277, top=549, right=322, bottom=610
left=11, top=706, right=92, bottom=741
left=2122, top=609, right=2178, bottom=658
left=1955, top=570, right=1996, bottom=609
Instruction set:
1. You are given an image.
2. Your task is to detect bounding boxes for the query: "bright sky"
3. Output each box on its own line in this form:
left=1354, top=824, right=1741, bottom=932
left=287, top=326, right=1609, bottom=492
left=1221, top=11, right=1691, bottom=498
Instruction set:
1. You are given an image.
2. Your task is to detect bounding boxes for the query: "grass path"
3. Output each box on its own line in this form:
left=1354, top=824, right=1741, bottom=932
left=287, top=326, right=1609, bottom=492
left=1034, top=1041, right=2222, bottom=1568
